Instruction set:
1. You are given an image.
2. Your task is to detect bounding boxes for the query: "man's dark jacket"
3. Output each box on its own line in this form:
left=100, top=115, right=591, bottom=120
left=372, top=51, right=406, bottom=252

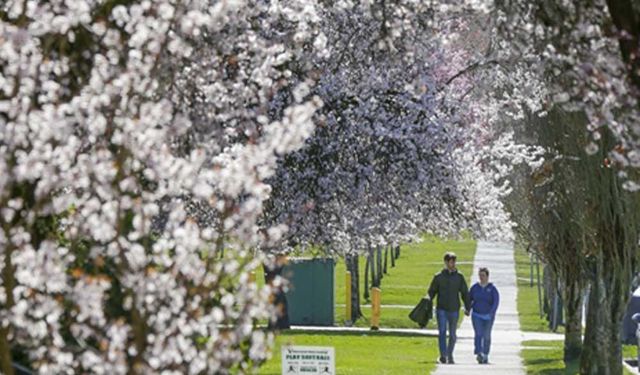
left=427, top=268, right=471, bottom=312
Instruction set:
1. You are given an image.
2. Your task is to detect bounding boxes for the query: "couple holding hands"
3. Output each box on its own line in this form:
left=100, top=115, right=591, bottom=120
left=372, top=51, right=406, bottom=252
left=426, top=252, right=500, bottom=365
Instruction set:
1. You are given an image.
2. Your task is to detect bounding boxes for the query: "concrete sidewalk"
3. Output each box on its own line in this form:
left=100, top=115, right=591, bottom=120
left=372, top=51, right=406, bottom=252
left=433, top=241, right=526, bottom=375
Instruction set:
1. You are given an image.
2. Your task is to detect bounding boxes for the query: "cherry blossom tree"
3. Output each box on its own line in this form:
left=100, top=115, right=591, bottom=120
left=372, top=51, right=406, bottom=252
left=0, top=0, right=324, bottom=373
left=0, top=0, right=547, bottom=373
left=481, top=1, right=640, bottom=372
left=260, top=0, right=538, bottom=323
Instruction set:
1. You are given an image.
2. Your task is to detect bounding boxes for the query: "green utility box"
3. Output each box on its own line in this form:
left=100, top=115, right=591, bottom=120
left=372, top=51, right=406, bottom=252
left=283, top=258, right=335, bottom=326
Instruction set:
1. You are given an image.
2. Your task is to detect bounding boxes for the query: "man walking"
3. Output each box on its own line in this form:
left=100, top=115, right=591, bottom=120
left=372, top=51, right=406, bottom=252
left=427, top=252, right=470, bottom=364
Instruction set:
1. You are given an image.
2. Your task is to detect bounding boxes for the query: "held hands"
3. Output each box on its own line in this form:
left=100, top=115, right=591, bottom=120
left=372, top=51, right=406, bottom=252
left=464, top=310, right=470, bottom=317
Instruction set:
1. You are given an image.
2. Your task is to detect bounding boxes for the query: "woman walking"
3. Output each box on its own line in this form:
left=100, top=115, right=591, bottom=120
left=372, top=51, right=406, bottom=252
left=470, top=267, right=500, bottom=364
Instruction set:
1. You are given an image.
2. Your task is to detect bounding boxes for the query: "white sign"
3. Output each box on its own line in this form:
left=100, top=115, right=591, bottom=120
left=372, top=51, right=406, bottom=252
left=281, top=345, right=335, bottom=375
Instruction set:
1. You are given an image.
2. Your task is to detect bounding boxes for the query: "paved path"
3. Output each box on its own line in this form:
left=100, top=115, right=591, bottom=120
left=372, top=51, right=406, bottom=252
left=433, top=241, right=526, bottom=375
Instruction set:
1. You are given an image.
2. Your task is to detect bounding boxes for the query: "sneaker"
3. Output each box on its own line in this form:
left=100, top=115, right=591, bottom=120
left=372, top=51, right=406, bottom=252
left=438, top=356, right=447, bottom=364
left=482, top=356, right=489, bottom=364
left=476, top=354, right=483, bottom=364
left=447, top=356, right=455, bottom=364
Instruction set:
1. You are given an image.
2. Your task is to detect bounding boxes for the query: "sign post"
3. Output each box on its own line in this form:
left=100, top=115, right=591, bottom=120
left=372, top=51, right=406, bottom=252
left=282, top=346, right=335, bottom=375
left=371, top=287, right=381, bottom=330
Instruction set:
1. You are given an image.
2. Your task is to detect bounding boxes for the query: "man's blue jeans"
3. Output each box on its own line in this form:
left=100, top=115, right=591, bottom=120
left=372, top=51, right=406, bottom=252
left=471, top=314, right=494, bottom=356
left=436, top=309, right=459, bottom=359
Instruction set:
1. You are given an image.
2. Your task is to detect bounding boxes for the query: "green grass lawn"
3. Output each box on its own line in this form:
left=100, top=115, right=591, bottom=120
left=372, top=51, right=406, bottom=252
left=256, top=234, right=477, bottom=329
left=624, top=344, right=637, bottom=359
left=333, top=234, right=476, bottom=328
left=514, top=245, right=562, bottom=333
left=258, top=331, right=439, bottom=374
left=254, top=234, right=475, bottom=374
left=521, top=340, right=578, bottom=374
left=522, top=341, right=635, bottom=375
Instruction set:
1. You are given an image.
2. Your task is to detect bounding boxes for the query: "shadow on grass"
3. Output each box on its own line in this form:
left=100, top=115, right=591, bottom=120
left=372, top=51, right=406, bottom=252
left=532, top=370, right=576, bottom=375
left=276, top=328, right=438, bottom=338
left=525, top=357, right=579, bottom=375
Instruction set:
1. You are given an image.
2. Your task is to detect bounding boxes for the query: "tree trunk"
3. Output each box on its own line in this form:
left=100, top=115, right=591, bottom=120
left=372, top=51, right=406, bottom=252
left=376, top=246, right=383, bottom=285
left=370, top=246, right=377, bottom=288
left=383, top=246, right=388, bottom=274
left=536, top=255, right=543, bottom=318
left=605, top=0, right=640, bottom=90
left=346, top=254, right=362, bottom=322
left=390, top=244, right=396, bottom=268
left=580, top=257, right=626, bottom=375
left=561, top=277, right=583, bottom=363
left=395, top=245, right=400, bottom=259
left=580, top=138, right=638, bottom=375
left=130, top=303, right=148, bottom=372
left=543, top=265, right=554, bottom=326
left=0, top=246, right=16, bottom=375
left=0, top=326, right=14, bottom=375
left=364, top=254, right=370, bottom=301
left=529, top=251, right=534, bottom=287
left=544, top=265, right=564, bottom=331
